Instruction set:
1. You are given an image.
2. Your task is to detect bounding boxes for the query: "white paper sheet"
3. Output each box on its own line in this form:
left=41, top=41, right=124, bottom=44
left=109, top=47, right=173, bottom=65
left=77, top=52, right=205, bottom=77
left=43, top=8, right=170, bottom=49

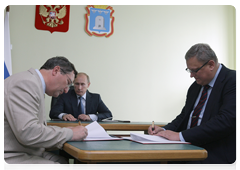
left=84, top=121, right=122, bottom=141
left=122, top=133, right=189, bottom=144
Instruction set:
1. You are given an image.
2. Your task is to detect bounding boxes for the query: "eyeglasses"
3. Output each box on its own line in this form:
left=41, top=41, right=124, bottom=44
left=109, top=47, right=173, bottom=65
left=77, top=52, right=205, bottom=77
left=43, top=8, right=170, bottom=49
left=185, top=60, right=210, bottom=74
left=60, top=68, right=73, bottom=88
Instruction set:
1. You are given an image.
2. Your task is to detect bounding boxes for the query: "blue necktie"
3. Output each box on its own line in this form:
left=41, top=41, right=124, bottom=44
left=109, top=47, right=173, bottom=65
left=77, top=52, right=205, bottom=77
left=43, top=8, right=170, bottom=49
left=190, top=85, right=210, bottom=128
left=78, top=97, right=84, bottom=115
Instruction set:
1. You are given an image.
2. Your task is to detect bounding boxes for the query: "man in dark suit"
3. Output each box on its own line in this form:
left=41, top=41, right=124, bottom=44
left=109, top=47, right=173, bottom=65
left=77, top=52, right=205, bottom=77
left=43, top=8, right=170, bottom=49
left=148, top=43, right=236, bottom=164
left=50, top=72, right=112, bottom=121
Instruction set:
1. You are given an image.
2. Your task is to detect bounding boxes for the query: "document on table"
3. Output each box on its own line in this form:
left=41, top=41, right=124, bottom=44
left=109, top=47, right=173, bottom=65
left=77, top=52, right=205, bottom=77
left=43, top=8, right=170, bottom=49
left=101, top=117, right=130, bottom=123
left=122, top=133, right=189, bottom=144
left=84, top=121, right=122, bottom=141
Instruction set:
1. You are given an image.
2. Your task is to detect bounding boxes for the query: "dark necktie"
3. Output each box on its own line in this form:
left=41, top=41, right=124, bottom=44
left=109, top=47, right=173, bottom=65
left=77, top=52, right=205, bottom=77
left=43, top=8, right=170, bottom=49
left=78, top=97, right=83, bottom=114
left=190, top=85, right=210, bottom=128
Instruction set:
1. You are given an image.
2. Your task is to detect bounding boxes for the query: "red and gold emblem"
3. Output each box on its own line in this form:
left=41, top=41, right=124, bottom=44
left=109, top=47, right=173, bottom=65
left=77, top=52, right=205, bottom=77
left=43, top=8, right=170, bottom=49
left=35, top=5, right=70, bottom=33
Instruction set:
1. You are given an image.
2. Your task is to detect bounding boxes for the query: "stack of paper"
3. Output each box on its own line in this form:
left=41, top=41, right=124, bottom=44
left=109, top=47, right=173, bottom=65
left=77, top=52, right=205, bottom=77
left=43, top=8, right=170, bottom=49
left=84, top=121, right=122, bottom=141
left=122, top=133, right=189, bottom=144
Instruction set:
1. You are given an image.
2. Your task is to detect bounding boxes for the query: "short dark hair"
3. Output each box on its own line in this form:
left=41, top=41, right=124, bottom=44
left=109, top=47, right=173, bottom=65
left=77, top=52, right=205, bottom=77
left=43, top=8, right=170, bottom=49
left=185, top=43, right=218, bottom=64
left=40, top=56, right=78, bottom=77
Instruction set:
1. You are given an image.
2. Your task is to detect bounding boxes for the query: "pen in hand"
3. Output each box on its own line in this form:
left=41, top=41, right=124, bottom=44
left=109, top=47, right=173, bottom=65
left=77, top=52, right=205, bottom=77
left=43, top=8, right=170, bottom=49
left=152, top=121, right=155, bottom=132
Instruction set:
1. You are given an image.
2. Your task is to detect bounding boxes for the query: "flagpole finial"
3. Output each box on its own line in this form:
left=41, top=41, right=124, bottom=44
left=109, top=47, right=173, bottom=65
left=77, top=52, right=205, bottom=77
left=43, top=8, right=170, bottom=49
left=6, top=6, right=10, bottom=12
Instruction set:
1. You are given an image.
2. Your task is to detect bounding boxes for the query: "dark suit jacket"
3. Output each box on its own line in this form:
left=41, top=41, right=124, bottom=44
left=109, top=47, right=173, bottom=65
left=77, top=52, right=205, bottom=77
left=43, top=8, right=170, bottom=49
left=164, top=65, right=236, bottom=164
left=49, top=89, right=112, bottom=121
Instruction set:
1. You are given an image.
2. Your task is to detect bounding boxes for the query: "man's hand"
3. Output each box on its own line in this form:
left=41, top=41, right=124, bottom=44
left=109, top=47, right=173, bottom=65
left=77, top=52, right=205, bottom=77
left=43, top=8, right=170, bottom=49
left=63, top=114, right=77, bottom=121
left=68, top=125, right=88, bottom=141
left=78, top=114, right=91, bottom=121
left=157, top=130, right=180, bottom=141
left=148, top=125, right=164, bottom=135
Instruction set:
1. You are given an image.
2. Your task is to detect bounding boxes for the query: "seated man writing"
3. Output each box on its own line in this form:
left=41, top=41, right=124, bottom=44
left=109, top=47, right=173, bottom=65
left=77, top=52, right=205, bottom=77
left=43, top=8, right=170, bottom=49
left=50, top=72, right=112, bottom=121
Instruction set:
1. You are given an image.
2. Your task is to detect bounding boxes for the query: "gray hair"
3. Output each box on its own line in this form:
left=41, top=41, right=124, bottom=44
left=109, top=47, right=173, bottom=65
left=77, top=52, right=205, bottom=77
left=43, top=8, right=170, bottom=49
left=40, top=56, right=78, bottom=78
left=185, top=43, right=218, bottom=64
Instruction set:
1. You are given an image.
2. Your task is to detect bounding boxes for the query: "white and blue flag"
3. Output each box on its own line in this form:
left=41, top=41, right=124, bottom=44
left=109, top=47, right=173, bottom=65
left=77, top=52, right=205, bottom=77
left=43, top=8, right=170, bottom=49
left=4, top=9, right=12, bottom=79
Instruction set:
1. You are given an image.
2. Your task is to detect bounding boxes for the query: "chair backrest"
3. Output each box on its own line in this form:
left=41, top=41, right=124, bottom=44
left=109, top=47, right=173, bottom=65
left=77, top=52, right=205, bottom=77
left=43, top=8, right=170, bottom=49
left=50, top=86, right=74, bottom=108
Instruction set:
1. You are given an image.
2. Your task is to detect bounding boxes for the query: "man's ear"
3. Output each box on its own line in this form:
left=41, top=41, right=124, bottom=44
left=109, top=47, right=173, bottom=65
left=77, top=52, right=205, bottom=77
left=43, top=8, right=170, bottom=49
left=52, top=66, right=60, bottom=76
left=87, top=82, right=91, bottom=88
left=208, top=60, right=215, bottom=71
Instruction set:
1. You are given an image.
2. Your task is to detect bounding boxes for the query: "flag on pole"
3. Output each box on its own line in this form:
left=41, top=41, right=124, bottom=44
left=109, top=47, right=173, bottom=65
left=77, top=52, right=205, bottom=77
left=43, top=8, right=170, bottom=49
left=4, top=6, right=12, bottom=79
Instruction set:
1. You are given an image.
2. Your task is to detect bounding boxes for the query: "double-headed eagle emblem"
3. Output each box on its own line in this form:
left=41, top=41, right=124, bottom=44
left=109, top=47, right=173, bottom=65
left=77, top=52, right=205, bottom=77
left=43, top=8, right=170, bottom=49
left=39, top=5, right=66, bottom=28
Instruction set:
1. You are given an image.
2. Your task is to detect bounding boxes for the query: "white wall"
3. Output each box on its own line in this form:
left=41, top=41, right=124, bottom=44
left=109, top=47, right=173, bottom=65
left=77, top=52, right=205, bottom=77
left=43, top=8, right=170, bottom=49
left=7, top=5, right=236, bottom=123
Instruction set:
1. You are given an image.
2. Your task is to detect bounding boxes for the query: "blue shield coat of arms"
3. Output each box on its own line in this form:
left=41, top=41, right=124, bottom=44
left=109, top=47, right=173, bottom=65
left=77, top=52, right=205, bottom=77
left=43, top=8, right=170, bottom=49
left=85, top=5, right=114, bottom=37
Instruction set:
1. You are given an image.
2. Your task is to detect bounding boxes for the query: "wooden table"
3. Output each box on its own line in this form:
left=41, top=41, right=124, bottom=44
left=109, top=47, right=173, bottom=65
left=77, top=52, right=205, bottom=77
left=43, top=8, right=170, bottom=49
left=47, top=120, right=167, bottom=133
left=63, top=140, right=208, bottom=163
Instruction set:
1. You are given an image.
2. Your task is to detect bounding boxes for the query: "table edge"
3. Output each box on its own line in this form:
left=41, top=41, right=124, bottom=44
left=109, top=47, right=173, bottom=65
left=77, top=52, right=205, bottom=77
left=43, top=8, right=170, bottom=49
left=63, top=143, right=208, bottom=163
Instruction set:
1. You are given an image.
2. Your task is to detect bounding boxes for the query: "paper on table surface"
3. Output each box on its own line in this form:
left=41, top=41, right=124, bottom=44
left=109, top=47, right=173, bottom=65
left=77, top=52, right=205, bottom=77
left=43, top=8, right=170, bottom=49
left=122, top=133, right=189, bottom=144
left=101, top=119, right=119, bottom=122
left=84, top=121, right=121, bottom=141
